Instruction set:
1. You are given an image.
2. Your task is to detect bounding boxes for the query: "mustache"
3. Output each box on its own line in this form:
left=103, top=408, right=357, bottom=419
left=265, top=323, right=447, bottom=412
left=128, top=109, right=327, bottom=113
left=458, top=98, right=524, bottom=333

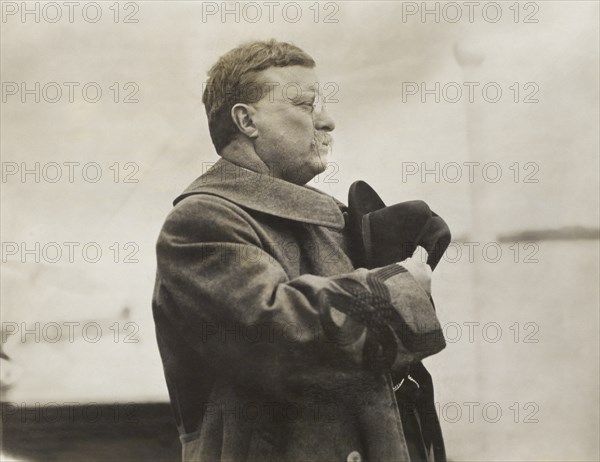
left=313, top=132, right=333, bottom=146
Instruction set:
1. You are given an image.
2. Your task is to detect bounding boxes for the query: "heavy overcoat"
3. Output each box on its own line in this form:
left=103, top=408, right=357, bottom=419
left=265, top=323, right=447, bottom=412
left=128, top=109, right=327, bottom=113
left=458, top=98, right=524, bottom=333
left=153, top=158, right=446, bottom=462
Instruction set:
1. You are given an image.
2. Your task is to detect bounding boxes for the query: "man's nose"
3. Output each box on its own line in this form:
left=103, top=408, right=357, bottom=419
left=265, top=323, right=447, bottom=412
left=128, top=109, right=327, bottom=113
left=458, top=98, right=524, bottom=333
left=314, top=106, right=335, bottom=132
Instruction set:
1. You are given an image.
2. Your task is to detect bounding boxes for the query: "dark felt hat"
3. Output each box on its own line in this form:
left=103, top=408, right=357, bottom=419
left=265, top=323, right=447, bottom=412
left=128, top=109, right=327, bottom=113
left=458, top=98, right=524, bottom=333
left=347, top=181, right=451, bottom=270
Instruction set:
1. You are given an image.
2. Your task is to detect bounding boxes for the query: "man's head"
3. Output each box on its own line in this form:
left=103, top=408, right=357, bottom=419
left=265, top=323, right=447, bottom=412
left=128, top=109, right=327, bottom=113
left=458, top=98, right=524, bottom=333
left=202, top=39, right=336, bottom=185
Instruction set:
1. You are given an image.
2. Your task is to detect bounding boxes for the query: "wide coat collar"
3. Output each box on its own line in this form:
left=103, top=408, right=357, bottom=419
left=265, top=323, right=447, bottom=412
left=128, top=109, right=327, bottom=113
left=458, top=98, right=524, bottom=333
left=174, top=158, right=346, bottom=230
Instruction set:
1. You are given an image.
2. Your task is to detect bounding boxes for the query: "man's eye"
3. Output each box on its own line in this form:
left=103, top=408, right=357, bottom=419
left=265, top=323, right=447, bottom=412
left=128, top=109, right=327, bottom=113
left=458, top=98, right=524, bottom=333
left=292, top=99, right=316, bottom=112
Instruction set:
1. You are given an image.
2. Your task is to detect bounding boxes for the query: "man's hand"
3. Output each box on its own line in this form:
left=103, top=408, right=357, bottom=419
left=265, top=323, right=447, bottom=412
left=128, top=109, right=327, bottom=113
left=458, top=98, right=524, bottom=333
left=397, top=246, right=432, bottom=296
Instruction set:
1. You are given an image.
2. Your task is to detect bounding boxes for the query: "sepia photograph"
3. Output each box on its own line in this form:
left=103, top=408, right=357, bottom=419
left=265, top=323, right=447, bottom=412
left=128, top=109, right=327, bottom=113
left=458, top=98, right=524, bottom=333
left=1, top=1, right=599, bottom=461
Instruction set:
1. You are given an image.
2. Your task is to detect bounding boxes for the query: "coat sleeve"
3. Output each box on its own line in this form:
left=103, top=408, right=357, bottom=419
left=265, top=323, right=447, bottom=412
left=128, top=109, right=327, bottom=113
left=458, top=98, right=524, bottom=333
left=154, top=194, right=445, bottom=393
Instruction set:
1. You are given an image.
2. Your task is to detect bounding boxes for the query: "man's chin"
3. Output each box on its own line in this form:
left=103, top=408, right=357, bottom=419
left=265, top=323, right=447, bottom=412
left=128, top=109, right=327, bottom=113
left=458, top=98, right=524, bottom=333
left=312, top=153, right=329, bottom=174
left=280, top=159, right=324, bottom=185
left=301, top=158, right=328, bottom=184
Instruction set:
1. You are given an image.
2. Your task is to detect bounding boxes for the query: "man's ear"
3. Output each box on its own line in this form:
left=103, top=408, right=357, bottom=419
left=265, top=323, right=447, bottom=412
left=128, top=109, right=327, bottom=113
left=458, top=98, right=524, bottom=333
left=231, top=103, right=258, bottom=139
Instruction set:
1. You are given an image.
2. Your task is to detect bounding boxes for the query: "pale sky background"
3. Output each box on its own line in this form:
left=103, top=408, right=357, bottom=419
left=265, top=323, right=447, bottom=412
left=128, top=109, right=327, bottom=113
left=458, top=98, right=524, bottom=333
left=1, top=2, right=599, bottom=461
left=2, top=1, right=598, bottom=241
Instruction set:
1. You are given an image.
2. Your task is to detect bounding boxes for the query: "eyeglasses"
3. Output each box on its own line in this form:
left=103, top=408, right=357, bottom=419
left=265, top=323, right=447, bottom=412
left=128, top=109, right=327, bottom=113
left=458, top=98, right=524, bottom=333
left=251, top=86, right=329, bottom=118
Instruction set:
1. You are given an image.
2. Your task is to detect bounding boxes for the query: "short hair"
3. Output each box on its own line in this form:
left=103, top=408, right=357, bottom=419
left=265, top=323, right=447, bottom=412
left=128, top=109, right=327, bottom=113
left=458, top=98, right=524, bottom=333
left=202, top=39, right=316, bottom=153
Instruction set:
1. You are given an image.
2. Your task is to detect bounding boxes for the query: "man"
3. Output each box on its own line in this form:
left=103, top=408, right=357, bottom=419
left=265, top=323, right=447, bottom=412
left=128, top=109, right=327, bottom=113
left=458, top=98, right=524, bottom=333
left=153, top=39, right=446, bottom=462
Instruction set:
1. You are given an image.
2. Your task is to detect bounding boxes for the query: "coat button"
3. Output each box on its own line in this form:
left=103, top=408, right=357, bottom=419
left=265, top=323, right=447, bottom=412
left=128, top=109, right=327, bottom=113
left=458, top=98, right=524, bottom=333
left=347, top=451, right=362, bottom=462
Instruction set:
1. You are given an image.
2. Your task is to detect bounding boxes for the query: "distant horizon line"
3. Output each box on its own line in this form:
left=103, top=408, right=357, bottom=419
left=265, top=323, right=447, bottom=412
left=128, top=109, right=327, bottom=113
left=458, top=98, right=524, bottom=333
left=454, top=225, right=600, bottom=243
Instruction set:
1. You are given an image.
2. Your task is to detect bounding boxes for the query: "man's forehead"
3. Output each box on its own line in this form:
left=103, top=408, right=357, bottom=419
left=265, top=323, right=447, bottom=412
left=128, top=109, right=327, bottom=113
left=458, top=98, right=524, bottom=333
left=255, top=65, right=320, bottom=91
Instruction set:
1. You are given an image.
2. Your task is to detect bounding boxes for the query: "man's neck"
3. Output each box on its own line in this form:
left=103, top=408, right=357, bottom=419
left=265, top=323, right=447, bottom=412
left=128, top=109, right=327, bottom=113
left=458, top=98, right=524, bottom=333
left=219, top=139, right=271, bottom=175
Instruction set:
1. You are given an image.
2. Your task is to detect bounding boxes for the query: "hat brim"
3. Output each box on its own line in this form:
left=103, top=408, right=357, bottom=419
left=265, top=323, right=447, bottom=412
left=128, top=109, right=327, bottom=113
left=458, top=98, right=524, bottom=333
left=348, top=181, right=387, bottom=268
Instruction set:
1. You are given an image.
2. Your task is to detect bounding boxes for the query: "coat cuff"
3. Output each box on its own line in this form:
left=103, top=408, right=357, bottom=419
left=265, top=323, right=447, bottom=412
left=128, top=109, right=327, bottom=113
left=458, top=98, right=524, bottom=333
left=326, top=264, right=445, bottom=371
